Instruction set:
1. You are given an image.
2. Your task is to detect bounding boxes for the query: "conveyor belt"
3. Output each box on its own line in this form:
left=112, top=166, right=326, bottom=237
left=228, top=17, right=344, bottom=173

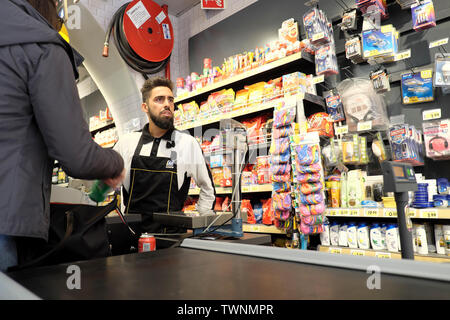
left=6, top=240, right=450, bottom=300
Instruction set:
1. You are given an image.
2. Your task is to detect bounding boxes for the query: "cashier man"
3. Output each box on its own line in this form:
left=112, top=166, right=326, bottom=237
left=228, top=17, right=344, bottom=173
left=114, top=77, right=216, bottom=233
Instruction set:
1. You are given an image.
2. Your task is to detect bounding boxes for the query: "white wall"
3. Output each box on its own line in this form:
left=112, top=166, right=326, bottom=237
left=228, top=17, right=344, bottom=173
left=78, top=0, right=258, bottom=132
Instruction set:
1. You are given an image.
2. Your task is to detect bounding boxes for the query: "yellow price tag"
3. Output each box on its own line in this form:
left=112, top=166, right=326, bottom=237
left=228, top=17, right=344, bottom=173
left=364, top=209, right=379, bottom=217
left=350, top=209, right=360, bottom=217
left=351, top=250, right=365, bottom=257
left=407, top=209, right=417, bottom=218
left=375, top=252, right=391, bottom=259
left=313, top=75, right=325, bottom=84
left=242, top=186, right=250, bottom=193
left=357, top=121, right=372, bottom=132
left=340, top=209, right=349, bottom=216
left=328, top=209, right=338, bottom=216
left=335, top=125, right=349, bottom=135
left=421, top=70, right=433, bottom=79
left=394, top=49, right=411, bottom=61
left=383, top=208, right=397, bottom=217
left=420, top=210, right=438, bottom=219
left=381, top=25, right=393, bottom=33
left=329, top=248, right=342, bottom=254
left=423, top=108, right=441, bottom=121
left=429, top=38, right=449, bottom=48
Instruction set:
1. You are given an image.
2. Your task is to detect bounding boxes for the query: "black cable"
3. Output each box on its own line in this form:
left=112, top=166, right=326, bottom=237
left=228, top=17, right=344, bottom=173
left=104, top=3, right=170, bottom=77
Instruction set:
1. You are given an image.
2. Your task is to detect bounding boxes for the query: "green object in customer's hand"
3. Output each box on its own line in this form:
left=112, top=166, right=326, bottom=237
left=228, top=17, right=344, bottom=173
left=89, top=180, right=111, bottom=203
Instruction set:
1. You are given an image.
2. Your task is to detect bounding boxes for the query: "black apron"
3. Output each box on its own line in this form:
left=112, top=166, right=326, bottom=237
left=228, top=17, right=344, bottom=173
left=123, top=129, right=190, bottom=233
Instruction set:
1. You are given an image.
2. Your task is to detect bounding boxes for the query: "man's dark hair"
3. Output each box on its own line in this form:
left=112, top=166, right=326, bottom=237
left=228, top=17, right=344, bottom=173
left=141, top=77, right=174, bottom=103
left=27, top=0, right=62, bottom=31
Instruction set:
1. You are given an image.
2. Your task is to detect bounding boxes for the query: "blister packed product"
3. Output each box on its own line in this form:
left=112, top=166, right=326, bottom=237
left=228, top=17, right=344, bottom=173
left=296, top=172, right=322, bottom=183
left=299, top=192, right=324, bottom=205
left=295, top=163, right=322, bottom=174
left=272, top=125, right=293, bottom=139
left=337, top=78, right=390, bottom=132
left=273, top=182, right=291, bottom=193
left=270, top=137, right=291, bottom=155
left=307, top=112, right=334, bottom=137
left=273, top=107, right=296, bottom=128
left=411, top=0, right=436, bottom=31
left=293, top=144, right=320, bottom=165
left=299, top=181, right=324, bottom=194
left=270, top=163, right=291, bottom=175
left=401, top=70, right=434, bottom=104
left=434, top=53, right=450, bottom=87
left=325, top=93, right=346, bottom=122
left=273, top=192, right=292, bottom=211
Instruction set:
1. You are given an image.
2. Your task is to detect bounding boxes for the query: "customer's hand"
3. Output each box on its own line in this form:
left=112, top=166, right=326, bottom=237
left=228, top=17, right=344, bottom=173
left=103, top=168, right=126, bottom=189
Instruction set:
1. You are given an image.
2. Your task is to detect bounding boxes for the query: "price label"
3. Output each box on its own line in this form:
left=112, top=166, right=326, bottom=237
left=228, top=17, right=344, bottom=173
left=375, top=252, right=391, bottom=259
left=341, top=209, right=349, bottom=216
left=349, top=209, right=360, bottom=217
left=421, top=70, right=433, bottom=79
left=329, top=247, right=342, bottom=254
left=328, top=209, right=338, bottom=216
left=420, top=209, right=438, bottom=219
left=313, top=75, right=325, bottom=84
left=394, top=49, right=411, bottom=61
left=407, top=208, right=417, bottom=218
left=335, top=125, right=349, bottom=135
left=364, top=209, right=379, bottom=217
left=423, top=108, right=441, bottom=121
left=357, top=121, right=372, bottom=132
left=383, top=208, right=397, bottom=217
left=312, top=32, right=325, bottom=42
left=242, top=186, right=250, bottom=193
left=429, top=38, right=449, bottom=48
left=351, top=250, right=365, bottom=257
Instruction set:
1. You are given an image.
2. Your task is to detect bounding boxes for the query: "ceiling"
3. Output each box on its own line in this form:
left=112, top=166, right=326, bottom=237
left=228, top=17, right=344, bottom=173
left=153, top=0, right=200, bottom=16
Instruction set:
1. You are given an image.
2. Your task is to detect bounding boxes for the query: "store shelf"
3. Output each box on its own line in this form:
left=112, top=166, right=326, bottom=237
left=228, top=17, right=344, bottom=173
left=174, top=51, right=313, bottom=104
left=243, top=223, right=286, bottom=234
left=318, top=245, right=450, bottom=263
left=189, top=184, right=273, bottom=195
left=90, top=121, right=115, bottom=135
left=325, top=207, right=450, bottom=219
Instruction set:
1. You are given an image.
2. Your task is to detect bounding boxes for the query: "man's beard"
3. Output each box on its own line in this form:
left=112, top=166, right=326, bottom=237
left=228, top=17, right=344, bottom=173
left=149, top=109, right=174, bottom=130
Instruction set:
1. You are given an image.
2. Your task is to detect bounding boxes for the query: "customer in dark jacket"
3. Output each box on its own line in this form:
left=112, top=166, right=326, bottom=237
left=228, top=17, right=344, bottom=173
left=0, top=0, right=125, bottom=271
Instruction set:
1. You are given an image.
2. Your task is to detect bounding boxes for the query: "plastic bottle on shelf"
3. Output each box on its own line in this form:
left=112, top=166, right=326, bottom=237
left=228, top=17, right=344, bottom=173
left=442, top=225, right=450, bottom=255
left=347, top=222, right=358, bottom=248
left=380, top=223, right=387, bottom=249
left=330, top=221, right=340, bottom=246
left=386, top=224, right=399, bottom=252
left=357, top=222, right=370, bottom=249
left=414, top=224, right=429, bottom=255
left=370, top=223, right=383, bottom=250
left=434, top=224, right=446, bottom=255
left=320, top=219, right=330, bottom=246
left=339, top=223, right=348, bottom=247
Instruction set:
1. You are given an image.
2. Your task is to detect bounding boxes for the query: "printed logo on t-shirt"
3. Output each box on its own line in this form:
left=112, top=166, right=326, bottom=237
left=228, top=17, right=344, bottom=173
left=166, top=160, right=174, bottom=169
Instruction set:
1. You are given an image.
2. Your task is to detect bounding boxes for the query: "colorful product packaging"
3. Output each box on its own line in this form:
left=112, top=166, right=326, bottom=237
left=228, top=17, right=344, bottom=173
left=411, top=0, right=436, bottom=31
left=423, top=119, right=450, bottom=160
left=401, top=70, right=434, bottom=104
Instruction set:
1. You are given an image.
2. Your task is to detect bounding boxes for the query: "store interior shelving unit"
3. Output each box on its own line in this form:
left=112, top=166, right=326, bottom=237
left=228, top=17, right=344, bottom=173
left=176, top=50, right=326, bottom=236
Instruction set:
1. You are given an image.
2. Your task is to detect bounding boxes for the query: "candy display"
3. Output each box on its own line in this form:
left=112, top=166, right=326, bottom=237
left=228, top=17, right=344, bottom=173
left=411, top=0, right=436, bottom=31
left=401, top=70, right=434, bottom=104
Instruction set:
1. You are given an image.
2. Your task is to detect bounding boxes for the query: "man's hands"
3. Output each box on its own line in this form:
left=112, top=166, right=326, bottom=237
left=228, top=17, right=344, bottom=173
left=103, top=168, right=126, bottom=189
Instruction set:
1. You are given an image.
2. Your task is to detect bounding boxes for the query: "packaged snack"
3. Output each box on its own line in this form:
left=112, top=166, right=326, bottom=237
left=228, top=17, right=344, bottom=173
left=275, top=210, right=291, bottom=221
left=262, top=199, right=274, bottom=225
left=296, top=172, right=322, bottom=183
left=282, top=72, right=307, bottom=97
left=211, top=168, right=224, bottom=187
left=214, top=197, right=224, bottom=211
left=278, top=18, right=299, bottom=44
left=307, top=112, right=334, bottom=137
left=241, top=199, right=256, bottom=224
left=298, top=202, right=325, bottom=216
left=299, top=192, right=324, bottom=205
left=270, top=137, right=291, bottom=154
left=302, top=214, right=324, bottom=226
left=299, top=182, right=323, bottom=194
left=300, top=221, right=324, bottom=235
left=270, top=163, right=291, bottom=175
left=222, top=197, right=230, bottom=212
left=253, top=203, right=263, bottom=224
left=296, top=163, right=322, bottom=174
left=257, top=169, right=270, bottom=184
left=233, top=89, right=249, bottom=110
left=271, top=172, right=291, bottom=183
left=293, top=144, right=320, bottom=165
left=272, top=126, right=293, bottom=139
left=246, top=82, right=266, bottom=108
left=270, top=152, right=291, bottom=164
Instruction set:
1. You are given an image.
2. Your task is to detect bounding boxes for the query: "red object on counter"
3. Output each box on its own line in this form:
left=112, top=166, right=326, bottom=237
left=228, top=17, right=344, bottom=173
left=138, top=233, right=156, bottom=252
